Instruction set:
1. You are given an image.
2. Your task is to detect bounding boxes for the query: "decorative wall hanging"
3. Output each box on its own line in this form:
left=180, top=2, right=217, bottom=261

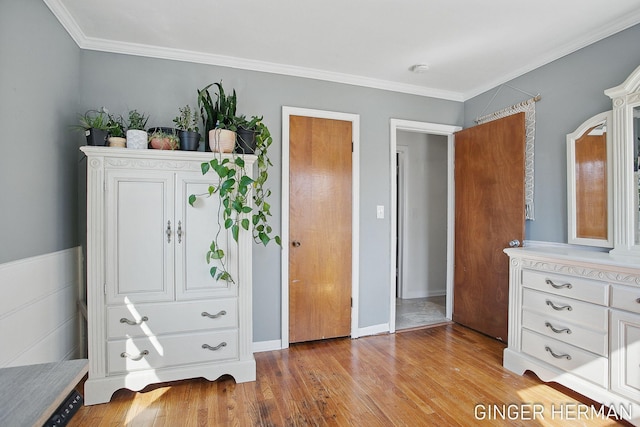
left=475, top=85, right=541, bottom=220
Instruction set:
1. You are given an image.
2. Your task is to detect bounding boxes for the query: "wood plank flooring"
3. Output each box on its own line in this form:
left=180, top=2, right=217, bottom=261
left=69, top=324, right=630, bottom=426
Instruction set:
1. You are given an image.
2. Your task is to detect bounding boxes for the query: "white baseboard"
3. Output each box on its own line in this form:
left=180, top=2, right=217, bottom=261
left=357, top=323, right=389, bottom=338
left=253, top=340, right=282, bottom=353
left=0, top=247, right=83, bottom=368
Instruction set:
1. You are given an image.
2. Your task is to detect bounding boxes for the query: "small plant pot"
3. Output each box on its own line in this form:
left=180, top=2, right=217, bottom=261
left=236, top=127, right=257, bottom=154
left=108, top=136, right=126, bottom=148
left=178, top=130, right=201, bottom=151
left=209, top=128, right=236, bottom=153
left=85, top=128, right=108, bottom=146
left=126, top=130, right=148, bottom=149
left=149, top=137, right=178, bottom=150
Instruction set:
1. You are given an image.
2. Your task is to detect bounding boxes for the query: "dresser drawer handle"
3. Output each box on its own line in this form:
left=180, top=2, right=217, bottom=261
left=545, top=279, right=572, bottom=289
left=545, top=346, right=571, bottom=360
left=120, top=316, right=148, bottom=326
left=201, top=310, right=227, bottom=319
left=120, top=350, right=149, bottom=361
left=545, top=322, right=571, bottom=334
left=545, top=300, right=572, bottom=311
left=202, top=342, right=227, bottom=351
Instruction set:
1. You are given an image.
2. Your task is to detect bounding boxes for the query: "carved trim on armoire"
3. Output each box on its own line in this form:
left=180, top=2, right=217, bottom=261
left=104, top=157, right=203, bottom=172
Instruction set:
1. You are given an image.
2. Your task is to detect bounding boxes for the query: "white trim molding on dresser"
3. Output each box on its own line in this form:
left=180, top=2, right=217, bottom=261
left=503, top=247, right=640, bottom=426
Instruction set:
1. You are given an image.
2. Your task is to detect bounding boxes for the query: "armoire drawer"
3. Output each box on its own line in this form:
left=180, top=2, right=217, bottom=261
left=521, top=329, right=607, bottom=388
left=522, top=288, right=607, bottom=332
left=522, top=269, right=608, bottom=305
left=107, top=329, right=239, bottom=374
left=107, top=299, right=237, bottom=339
left=522, top=309, right=607, bottom=356
left=611, top=284, right=640, bottom=315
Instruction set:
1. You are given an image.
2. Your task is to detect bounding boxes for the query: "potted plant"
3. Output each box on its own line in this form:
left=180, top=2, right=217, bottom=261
left=235, top=115, right=262, bottom=154
left=78, top=109, right=110, bottom=146
left=106, top=114, right=126, bottom=148
left=188, top=118, right=280, bottom=282
left=126, top=109, right=149, bottom=149
left=198, top=81, right=237, bottom=153
left=173, top=105, right=201, bottom=151
left=148, top=129, right=180, bottom=150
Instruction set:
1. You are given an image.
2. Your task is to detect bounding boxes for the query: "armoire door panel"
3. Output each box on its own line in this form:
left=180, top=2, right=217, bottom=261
left=175, top=174, right=237, bottom=300
left=106, top=170, right=174, bottom=304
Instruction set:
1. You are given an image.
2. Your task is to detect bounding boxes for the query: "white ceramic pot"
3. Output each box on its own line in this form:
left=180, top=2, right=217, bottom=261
left=209, top=128, right=236, bottom=153
left=126, top=129, right=148, bottom=149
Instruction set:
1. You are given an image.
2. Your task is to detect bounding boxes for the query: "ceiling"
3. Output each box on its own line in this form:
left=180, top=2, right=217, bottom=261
left=44, top=0, right=640, bottom=101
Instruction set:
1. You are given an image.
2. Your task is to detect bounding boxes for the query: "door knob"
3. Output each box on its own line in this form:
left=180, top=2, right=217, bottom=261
left=508, top=239, right=521, bottom=247
left=292, top=241, right=301, bottom=247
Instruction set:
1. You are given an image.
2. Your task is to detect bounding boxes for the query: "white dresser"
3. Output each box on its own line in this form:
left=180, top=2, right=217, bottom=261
left=504, top=246, right=640, bottom=425
left=80, top=146, right=256, bottom=405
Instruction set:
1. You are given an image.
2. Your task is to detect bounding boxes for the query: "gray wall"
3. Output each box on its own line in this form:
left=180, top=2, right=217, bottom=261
left=0, top=0, right=81, bottom=264
left=79, top=51, right=463, bottom=341
left=465, top=24, right=640, bottom=244
left=397, top=132, right=448, bottom=299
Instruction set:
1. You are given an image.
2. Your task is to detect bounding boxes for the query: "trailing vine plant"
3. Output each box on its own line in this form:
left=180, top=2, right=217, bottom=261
left=190, top=82, right=280, bottom=283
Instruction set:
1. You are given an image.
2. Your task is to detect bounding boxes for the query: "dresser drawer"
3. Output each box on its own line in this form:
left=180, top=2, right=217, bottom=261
left=107, top=299, right=237, bottom=339
left=107, top=329, right=238, bottom=374
left=522, top=269, right=608, bottom=305
left=521, top=329, right=607, bottom=388
left=611, top=284, right=640, bottom=314
left=522, top=288, right=607, bottom=332
left=522, top=309, right=607, bottom=356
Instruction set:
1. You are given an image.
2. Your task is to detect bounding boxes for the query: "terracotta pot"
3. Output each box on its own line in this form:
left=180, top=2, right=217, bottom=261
left=150, top=137, right=177, bottom=150
left=208, top=128, right=236, bottom=153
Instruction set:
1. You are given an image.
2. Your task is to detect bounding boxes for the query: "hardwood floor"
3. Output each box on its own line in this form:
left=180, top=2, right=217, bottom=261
left=69, top=324, right=629, bottom=426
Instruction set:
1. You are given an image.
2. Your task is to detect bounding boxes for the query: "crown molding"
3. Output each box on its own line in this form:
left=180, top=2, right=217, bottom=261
left=463, top=11, right=640, bottom=100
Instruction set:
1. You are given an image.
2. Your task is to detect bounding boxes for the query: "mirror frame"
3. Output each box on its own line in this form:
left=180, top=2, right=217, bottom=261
left=567, top=111, right=613, bottom=248
left=605, top=64, right=640, bottom=257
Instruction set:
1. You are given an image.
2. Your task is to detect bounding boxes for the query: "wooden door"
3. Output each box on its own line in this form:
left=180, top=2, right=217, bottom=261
left=289, top=115, right=352, bottom=343
left=453, top=113, right=526, bottom=342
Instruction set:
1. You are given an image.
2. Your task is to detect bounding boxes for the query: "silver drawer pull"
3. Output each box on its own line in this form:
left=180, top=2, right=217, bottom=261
left=545, top=300, right=572, bottom=311
left=120, top=350, right=149, bottom=361
left=201, top=310, right=227, bottom=319
left=202, top=342, right=227, bottom=351
left=120, top=316, right=148, bottom=325
left=545, top=278, right=572, bottom=289
left=545, top=346, right=571, bottom=360
left=545, top=322, right=571, bottom=334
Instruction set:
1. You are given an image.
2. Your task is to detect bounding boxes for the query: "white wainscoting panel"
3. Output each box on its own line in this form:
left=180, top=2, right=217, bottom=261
left=0, top=247, right=82, bottom=367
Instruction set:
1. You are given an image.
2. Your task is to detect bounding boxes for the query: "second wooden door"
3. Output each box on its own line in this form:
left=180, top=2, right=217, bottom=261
left=289, top=115, right=352, bottom=343
left=453, top=113, right=526, bottom=342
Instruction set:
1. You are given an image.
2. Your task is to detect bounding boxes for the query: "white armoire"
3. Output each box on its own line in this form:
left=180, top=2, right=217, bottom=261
left=80, top=146, right=256, bottom=405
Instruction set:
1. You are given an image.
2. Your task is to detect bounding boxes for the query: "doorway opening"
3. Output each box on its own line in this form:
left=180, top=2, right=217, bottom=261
left=389, top=120, right=461, bottom=332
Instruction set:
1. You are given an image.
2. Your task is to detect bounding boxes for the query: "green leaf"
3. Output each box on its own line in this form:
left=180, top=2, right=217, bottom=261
left=210, top=266, right=217, bottom=278
left=220, top=178, right=235, bottom=193
left=211, top=249, right=224, bottom=259
left=241, top=206, right=252, bottom=214
left=240, top=175, right=254, bottom=187
left=208, top=185, right=216, bottom=195
left=225, top=218, right=233, bottom=229
left=201, top=162, right=210, bottom=175
left=241, top=218, right=250, bottom=230
left=275, top=236, right=282, bottom=246
left=232, top=224, right=239, bottom=242
left=188, top=194, right=197, bottom=206
left=259, top=231, right=270, bottom=246
left=235, top=157, right=245, bottom=168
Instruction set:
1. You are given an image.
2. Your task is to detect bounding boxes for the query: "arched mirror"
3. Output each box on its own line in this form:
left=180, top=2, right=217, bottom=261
left=605, top=64, right=640, bottom=257
left=567, top=111, right=613, bottom=247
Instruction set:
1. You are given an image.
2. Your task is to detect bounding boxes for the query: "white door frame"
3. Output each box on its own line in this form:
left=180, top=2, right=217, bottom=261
left=281, top=106, right=361, bottom=348
left=389, top=119, right=461, bottom=333
left=395, top=145, right=408, bottom=299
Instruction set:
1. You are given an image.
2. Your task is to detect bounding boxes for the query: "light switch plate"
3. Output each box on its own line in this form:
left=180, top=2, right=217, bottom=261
left=376, top=205, right=384, bottom=219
